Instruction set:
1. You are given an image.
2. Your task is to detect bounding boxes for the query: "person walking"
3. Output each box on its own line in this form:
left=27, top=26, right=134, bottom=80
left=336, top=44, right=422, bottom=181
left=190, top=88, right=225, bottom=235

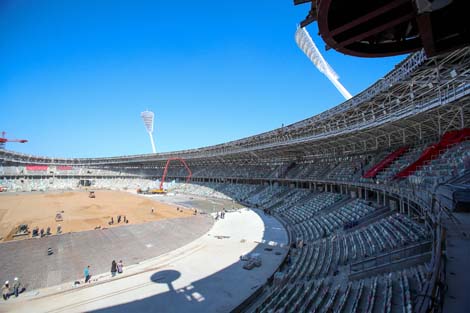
left=117, top=260, right=123, bottom=274
left=84, top=265, right=91, bottom=283
left=111, top=260, right=117, bottom=277
left=13, top=277, right=22, bottom=297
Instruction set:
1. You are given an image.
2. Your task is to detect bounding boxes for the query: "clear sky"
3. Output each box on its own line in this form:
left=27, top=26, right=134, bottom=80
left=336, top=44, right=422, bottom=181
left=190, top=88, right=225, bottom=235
left=0, top=0, right=405, bottom=158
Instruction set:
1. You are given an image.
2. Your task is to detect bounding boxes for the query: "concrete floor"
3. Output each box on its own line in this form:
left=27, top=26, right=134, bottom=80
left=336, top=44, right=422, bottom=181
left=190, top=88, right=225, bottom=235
left=443, top=212, right=470, bottom=313
left=152, top=193, right=244, bottom=213
left=0, top=215, right=213, bottom=290
left=0, top=208, right=288, bottom=313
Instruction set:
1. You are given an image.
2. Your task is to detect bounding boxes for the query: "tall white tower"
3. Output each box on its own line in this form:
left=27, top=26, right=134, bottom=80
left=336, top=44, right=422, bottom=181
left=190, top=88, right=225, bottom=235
left=295, top=26, right=352, bottom=100
left=141, top=110, right=157, bottom=153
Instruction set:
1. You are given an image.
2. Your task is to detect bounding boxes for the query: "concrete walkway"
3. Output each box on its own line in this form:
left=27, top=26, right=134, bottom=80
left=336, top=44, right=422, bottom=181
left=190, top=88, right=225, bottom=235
left=443, top=212, right=470, bottom=313
left=0, top=209, right=288, bottom=313
left=0, top=215, right=213, bottom=290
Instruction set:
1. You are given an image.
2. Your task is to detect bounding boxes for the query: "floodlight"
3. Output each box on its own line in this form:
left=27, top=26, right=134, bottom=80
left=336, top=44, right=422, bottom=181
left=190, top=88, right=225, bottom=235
left=141, top=110, right=157, bottom=153
left=295, top=26, right=352, bottom=100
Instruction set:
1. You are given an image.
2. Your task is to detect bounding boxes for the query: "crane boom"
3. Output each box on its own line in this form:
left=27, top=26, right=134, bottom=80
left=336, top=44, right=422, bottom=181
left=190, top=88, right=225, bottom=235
left=0, top=131, right=28, bottom=148
left=160, top=158, right=192, bottom=190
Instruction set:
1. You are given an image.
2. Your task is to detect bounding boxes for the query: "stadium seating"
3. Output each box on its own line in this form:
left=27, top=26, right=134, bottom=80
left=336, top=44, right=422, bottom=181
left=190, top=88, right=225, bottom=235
left=217, top=182, right=432, bottom=313
left=396, top=128, right=470, bottom=179
left=146, top=140, right=460, bottom=312
left=363, top=146, right=409, bottom=178
left=0, top=138, right=455, bottom=312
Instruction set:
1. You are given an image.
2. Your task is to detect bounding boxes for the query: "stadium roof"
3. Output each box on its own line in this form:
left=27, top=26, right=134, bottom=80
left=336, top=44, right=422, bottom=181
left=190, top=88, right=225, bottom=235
left=1, top=47, right=469, bottom=166
left=295, top=0, right=470, bottom=57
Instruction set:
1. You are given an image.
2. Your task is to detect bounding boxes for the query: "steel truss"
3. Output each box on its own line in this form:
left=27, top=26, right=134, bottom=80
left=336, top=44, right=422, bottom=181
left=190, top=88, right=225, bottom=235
left=1, top=47, right=469, bottom=169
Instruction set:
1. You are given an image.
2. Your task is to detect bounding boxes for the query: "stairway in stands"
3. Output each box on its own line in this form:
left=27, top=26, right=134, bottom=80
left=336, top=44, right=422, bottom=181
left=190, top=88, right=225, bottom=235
left=395, top=128, right=470, bottom=179
left=363, top=146, right=409, bottom=178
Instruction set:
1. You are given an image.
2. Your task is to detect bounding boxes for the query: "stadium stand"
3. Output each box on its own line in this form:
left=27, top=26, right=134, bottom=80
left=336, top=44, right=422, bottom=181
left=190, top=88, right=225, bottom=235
left=363, top=146, right=409, bottom=179
left=1, top=46, right=469, bottom=312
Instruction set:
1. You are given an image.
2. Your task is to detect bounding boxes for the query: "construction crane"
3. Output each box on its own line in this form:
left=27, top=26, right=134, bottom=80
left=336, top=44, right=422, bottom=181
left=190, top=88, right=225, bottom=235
left=0, top=131, right=28, bottom=149
left=159, top=157, right=192, bottom=191
left=136, top=157, right=192, bottom=195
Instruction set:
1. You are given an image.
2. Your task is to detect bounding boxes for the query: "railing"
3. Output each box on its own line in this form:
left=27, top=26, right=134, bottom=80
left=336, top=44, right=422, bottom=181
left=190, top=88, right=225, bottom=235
left=415, top=226, right=446, bottom=313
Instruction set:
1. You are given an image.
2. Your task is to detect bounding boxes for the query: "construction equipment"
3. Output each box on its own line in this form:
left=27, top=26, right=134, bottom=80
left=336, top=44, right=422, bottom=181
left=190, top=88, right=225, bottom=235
left=137, top=158, right=192, bottom=195
left=55, top=212, right=63, bottom=222
left=137, top=188, right=167, bottom=195
left=13, top=224, right=30, bottom=238
left=150, top=188, right=167, bottom=194
left=89, top=191, right=96, bottom=198
left=157, top=157, right=192, bottom=193
left=0, top=131, right=28, bottom=149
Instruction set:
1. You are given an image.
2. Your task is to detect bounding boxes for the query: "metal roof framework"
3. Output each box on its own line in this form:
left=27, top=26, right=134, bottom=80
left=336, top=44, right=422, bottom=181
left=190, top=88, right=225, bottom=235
left=1, top=47, right=469, bottom=169
left=294, top=0, right=470, bottom=58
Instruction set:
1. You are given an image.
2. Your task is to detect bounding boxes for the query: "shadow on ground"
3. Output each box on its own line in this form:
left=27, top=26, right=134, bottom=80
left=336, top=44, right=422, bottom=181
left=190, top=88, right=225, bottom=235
left=92, top=210, right=288, bottom=313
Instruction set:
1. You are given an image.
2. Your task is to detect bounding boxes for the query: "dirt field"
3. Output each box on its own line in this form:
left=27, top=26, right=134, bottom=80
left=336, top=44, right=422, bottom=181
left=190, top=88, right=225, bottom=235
left=0, top=190, right=193, bottom=242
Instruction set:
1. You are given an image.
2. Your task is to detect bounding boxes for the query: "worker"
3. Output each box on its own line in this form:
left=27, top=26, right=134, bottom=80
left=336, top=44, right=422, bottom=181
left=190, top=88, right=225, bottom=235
left=84, top=265, right=91, bottom=283
left=2, top=281, right=10, bottom=300
left=13, top=277, right=23, bottom=297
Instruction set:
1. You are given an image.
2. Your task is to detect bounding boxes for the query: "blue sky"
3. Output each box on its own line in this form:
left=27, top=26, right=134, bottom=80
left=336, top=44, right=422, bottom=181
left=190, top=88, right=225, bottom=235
left=0, top=0, right=405, bottom=158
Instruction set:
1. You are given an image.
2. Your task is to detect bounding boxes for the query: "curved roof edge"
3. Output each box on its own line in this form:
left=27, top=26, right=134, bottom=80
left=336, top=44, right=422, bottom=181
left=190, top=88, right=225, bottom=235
left=3, top=47, right=469, bottom=164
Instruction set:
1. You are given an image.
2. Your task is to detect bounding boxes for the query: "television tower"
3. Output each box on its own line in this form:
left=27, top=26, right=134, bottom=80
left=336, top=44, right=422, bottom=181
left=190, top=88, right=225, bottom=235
left=141, top=110, right=157, bottom=153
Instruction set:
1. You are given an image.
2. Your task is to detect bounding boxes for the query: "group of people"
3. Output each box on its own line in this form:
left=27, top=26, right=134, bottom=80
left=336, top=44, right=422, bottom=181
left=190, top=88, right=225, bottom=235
left=31, top=226, right=53, bottom=238
left=83, top=260, right=124, bottom=284
left=2, top=277, right=24, bottom=301
left=263, top=208, right=272, bottom=215
left=215, top=209, right=227, bottom=220
left=110, top=260, right=124, bottom=277
left=109, top=215, right=128, bottom=225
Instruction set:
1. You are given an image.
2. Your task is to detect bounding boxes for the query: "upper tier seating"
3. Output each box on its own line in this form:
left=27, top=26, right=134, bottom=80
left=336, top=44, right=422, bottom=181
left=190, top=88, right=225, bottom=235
left=396, top=128, right=470, bottom=179
left=363, top=146, right=409, bottom=178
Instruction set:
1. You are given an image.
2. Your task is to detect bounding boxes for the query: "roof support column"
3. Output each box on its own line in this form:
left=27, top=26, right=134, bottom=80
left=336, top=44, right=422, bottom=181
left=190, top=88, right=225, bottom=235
left=438, top=114, right=442, bottom=136
left=460, top=107, right=465, bottom=129
left=407, top=197, right=411, bottom=217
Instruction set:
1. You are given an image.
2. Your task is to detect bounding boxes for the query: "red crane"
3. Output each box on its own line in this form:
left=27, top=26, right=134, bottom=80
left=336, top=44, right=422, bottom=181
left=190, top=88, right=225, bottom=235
left=0, top=131, right=28, bottom=147
left=160, top=157, right=192, bottom=191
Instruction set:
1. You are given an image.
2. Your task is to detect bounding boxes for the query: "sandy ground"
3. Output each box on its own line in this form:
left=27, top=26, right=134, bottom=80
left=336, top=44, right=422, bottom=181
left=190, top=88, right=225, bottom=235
left=0, top=190, right=193, bottom=242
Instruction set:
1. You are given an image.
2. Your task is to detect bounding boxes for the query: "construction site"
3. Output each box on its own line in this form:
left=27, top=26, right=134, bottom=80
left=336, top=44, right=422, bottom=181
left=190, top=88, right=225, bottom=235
left=0, top=190, right=194, bottom=242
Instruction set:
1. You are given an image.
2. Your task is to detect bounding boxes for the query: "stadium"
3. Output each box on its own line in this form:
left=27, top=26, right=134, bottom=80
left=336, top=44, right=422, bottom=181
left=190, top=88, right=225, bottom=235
left=1, top=1, right=470, bottom=313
